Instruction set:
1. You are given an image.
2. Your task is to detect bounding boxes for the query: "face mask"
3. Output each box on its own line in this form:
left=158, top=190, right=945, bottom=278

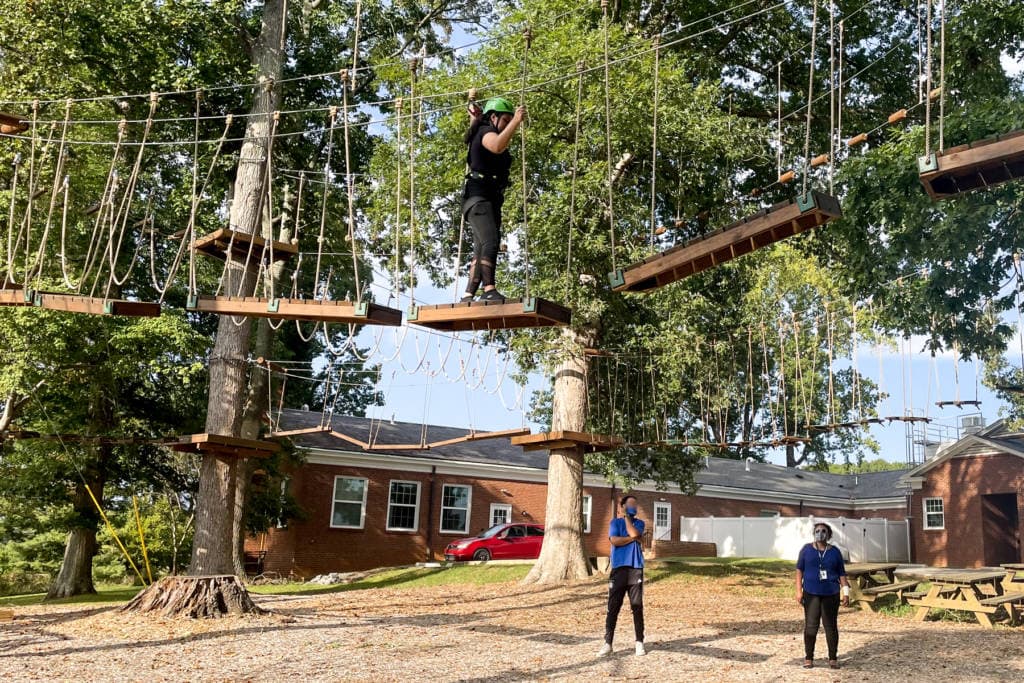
left=625, top=506, right=638, bottom=516
left=814, top=530, right=828, bottom=542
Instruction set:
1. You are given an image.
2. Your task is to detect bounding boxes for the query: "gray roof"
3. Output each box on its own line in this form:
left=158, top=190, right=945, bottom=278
left=279, top=409, right=910, bottom=501
left=278, top=408, right=549, bottom=469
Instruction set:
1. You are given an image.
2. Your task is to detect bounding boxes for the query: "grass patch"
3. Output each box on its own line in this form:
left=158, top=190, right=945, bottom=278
left=251, top=563, right=532, bottom=597
left=0, top=584, right=142, bottom=607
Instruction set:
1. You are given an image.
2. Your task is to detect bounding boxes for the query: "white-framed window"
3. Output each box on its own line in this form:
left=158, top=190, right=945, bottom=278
left=331, top=476, right=367, bottom=529
left=923, top=497, right=945, bottom=530
left=759, top=509, right=780, bottom=518
left=582, top=494, right=592, bottom=534
left=386, top=480, right=421, bottom=532
left=490, top=503, right=512, bottom=527
left=440, top=484, right=472, bottom=534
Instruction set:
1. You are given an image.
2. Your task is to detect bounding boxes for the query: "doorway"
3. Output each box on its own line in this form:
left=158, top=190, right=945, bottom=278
left=653, top=502, right=672, bottom=541
left=981, top=493, right=1020, bottom=566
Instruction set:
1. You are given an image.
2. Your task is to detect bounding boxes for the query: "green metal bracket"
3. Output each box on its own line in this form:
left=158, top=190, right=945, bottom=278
left=917, top=153, right=938, bottom=173
left=23, top=288, right=35, bottom=304
left=33, top=292, right=42, bottom=307
left=607, top=270, right=625, bottom=289
left=266, top=298, right=281, bottom=313
left=186, top=294, right=198, bottom=310
left=407, top=305, right=420, bottom=321
left=354, top=301, right=369, bottom=318
left=103, top=301, right=115, bottom=315
left=796, top=192, right=817, bottom=212
left=522, top=297, right=538, bottom=313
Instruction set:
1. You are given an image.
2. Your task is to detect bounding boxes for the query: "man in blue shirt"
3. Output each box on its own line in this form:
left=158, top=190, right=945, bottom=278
left=598, top=494, right=646, bottom=657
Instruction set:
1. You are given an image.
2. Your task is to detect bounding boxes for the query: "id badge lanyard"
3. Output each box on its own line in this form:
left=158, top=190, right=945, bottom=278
left=818, top=547, right=828, bottom=581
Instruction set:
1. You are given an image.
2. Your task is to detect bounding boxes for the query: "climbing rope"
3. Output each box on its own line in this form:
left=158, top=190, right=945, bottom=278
left=649, top=35, right=661, bottom=248
left=519, top=25, right=533, bottom=298
left=601, top=0, right=617, bottom=274
left=340, top=73, right=362, bottom=304
left=801, top=0, right=819, bottom=196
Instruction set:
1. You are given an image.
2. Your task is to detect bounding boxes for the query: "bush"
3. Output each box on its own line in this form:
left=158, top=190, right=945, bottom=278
left=0, top=571, right=51, bottom=596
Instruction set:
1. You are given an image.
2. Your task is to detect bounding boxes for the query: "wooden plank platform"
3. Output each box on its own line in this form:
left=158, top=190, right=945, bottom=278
left=187, top=295, right=402, bottom=326
left=609, top=191, right=842, bottom=293
left=0, top=282, right=31, bottom=307
left=919, top=130, right=1024, bottom=200
left=191, top=228, right=298, bottom=263
left=167, top=433, right=281, bottom=458
left=33, top=292, right=161, bottom=317
left=0, top=111, right=27, bottom=135
left=0, top=608, right=12, bottom=622
left=408, top=297, right=571, bottom=332
left=511, top=430, right=624, bottom=453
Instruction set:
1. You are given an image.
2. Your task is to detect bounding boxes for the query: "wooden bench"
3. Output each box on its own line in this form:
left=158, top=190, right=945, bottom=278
left=904, top=586, right=957, bottom=600
left=980, top=592, right=1024, bottom=624
left=854, top=580, right=920, bottom=608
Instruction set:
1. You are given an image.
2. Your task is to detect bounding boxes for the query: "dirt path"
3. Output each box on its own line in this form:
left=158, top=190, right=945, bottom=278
left=1, top=569, right=1021, bottom=682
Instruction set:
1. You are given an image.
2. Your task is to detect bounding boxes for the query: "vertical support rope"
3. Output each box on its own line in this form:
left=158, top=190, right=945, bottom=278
left=351, top=0, right=362, bottom=90
left=938, top=0, right=945, bottom=152
left=519, top=26, right=532, bottom=298
left=408, top=56, right=420, bottom=304
left=777, top=62, right=783, bottom=179
left=452, top=88, right=475, bottom=301
left=601, top=0, right=616, bottom=273
left=801, top=0, right=819, bottom=196
left=340, top=73, right=362, bottom=304
left=132, top=495, right=154, bottom=584
left=394, top=97, right=403, bottom=300
left=837, top=20, right=844, bottom=154
left=186, top=91, right=201, bottom=300
left=314, top=107, right=337, bottom=299
left=924, top=0, right=933, bottom=157
left=828, top=1, right=835, bottom=193
left=649, top=35, right=661, bottom=249
left=566, top=60, right=585, bottom=301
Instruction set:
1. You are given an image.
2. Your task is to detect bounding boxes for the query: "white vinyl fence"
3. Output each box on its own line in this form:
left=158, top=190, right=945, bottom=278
left=678, top=516, right=910, bottom=563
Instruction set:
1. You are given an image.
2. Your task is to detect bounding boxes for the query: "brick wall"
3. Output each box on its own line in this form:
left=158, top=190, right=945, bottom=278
left=246, top=461, right=906, bottom=578
left=911, top=453, right=1024, bottom=567
left=649, top=540, right=717, bottom=558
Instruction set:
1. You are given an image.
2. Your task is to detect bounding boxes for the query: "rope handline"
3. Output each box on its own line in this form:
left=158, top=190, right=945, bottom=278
left=924, top=0, right=933, bottom=157
left=313, top=107, right=337, bottom=300
left=566, top=60, right=585, bottom=302
left=408, top=56, right=421, bottom=304
left=601, top=0, right=617, bottom=273
left=340, top=75, right=362, bottom=304
left=394, top=97, right=403, bottom=301
left=649, top=35, right=661, bottom=248
left=800, top=0, right=819, bottom=196
left=77, top=121, right=126, bottom=294
left=519, top=25, right=532, bottom=298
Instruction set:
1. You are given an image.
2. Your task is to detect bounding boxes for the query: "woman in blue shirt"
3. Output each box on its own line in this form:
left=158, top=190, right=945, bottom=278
left=795, top=522, right=850, bottom=669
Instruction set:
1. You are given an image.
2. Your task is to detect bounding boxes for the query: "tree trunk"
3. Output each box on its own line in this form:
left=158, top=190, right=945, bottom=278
left=188, top=0, right=287, bottom=583
left=123, top=575, right=264, bottom=617
left=522, top=327, right=594, bottom=584
left=46, top=456, right=107, bottom=599
left=232, top=184, right=293, bottom=576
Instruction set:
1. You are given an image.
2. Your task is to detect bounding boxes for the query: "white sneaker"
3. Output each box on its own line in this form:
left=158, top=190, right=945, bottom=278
left=597, top=642, right=612, bottom=657
left=635, top=641, right=647, bottom=656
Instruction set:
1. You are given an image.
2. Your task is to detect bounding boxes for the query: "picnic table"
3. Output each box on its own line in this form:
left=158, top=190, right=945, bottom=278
left=845, top=563, right=919, bottom=607
left=907, top=569, right=1023, bottom=628
left=1001, top=563, right=1024, bottom=591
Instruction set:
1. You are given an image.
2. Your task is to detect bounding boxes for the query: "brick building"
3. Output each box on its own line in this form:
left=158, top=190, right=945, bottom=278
left=250, top=410, right=914, bottom=577
left=902, top=420, right=1024, bottom=568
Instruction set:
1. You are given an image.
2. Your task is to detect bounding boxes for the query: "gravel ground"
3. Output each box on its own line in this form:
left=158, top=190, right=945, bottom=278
left=1, top=566, right=1022, bottom=682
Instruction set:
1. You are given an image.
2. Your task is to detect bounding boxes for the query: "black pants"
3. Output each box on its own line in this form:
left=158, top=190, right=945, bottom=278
left=605, top=566, right=644, bottom=645
left=803, top=592, right=840, bottom=660
left=463, top=198, right=501, bottom=289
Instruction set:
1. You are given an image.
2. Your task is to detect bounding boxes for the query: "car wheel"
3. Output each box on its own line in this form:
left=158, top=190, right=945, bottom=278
left=473, top=549, right=491, bottom=561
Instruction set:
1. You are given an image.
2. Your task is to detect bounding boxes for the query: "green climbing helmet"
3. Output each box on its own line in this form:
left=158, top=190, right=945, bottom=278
left=482, top=97, right=515, bottom=117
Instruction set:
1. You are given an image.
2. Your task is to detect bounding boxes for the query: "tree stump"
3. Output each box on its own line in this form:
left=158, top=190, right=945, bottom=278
left=123, top=575, right=265, bottom=618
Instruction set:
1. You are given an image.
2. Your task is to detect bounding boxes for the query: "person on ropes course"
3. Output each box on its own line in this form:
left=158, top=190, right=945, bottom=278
left=460, top=96, right=525, bottom=303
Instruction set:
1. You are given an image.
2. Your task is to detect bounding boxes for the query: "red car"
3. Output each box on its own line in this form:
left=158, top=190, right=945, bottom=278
left=444, top=523, right=545, bottom=561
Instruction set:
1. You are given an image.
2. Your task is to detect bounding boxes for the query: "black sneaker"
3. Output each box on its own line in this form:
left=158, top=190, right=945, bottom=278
left=480, top=289, right=506, bottom=302
left=460, top=293, right=476, bottom=303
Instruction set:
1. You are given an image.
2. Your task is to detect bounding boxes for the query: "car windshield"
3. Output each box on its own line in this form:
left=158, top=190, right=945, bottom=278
left=480, top=524, right=508, bottom=539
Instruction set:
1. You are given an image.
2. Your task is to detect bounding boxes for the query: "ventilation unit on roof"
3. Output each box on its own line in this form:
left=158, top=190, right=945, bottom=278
left=961, top=415, right=985, bottom=435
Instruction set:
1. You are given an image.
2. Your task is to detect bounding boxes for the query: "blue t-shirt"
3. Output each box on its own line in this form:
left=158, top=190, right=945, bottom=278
left=609, top=517, right=645, bottom=569
left=796, top=543, right=846, bottom=596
